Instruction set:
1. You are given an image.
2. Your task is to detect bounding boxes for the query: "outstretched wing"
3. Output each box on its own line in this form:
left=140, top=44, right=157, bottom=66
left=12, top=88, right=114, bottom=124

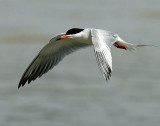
left=18, top=34, right=88, bottom=88
left=91, top=29, right=116, bottom=80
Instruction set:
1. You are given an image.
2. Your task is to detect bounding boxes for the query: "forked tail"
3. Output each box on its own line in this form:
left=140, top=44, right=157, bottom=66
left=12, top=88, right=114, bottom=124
left=113, top=41, right=156, bottom=51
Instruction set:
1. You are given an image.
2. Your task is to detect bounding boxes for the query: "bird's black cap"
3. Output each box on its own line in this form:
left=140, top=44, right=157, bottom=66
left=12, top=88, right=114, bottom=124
left=66, top=28, right=84, bottom=35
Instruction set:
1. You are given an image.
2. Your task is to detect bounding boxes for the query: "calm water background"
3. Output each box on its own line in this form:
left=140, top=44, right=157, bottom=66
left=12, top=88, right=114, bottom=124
left=0, top=0, right=160, bottom=126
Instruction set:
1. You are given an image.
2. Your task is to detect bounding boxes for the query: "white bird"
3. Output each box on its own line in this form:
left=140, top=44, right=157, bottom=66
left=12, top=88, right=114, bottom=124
left=18, top=28, right=149, bottom=88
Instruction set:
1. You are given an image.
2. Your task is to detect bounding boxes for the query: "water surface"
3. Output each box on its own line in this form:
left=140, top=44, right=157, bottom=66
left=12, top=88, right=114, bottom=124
left=0, top=0, right=160, bottom=126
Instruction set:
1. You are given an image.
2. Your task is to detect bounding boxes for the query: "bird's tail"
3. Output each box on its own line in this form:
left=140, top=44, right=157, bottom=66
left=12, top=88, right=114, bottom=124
left=125, top=42, right=156, bottom=51
left=114, top=41, right=156, bottom=51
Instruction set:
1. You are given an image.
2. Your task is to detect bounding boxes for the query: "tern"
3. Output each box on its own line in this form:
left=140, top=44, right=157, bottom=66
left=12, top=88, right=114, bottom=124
left=18, top=28, right=149, bottom=88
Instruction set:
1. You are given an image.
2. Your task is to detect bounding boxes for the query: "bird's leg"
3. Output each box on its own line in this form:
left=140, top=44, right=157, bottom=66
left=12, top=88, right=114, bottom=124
left=113, top=42, right=127, bottom=50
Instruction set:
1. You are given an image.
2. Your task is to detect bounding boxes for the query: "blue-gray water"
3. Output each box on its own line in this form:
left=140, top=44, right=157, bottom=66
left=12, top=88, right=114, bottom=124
left=0, top=0, right=160, bottom=126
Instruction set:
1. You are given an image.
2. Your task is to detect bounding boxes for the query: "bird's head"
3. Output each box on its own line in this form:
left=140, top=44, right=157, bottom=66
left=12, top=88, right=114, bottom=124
left=59, top=28, right=85, bottom=40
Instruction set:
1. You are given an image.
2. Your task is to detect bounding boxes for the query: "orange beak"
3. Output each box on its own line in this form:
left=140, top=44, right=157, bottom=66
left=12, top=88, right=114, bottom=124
left=60, top=35, right=69, bottom=39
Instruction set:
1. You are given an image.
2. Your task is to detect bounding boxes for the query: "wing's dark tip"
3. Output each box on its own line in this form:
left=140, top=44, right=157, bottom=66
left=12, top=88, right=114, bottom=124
left=18, top=75, right=37, bottom=88
left=18, top=78, right=27, bottom=89
left=18, top=84, right=21, bottom=89
left=18, top=73, right=35, bottom=88
left=95, top=51, right=112, bottom=81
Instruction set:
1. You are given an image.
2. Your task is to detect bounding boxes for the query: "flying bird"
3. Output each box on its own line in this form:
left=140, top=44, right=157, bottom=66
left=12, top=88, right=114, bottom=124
left=18, top=28, right=149, bottom=88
